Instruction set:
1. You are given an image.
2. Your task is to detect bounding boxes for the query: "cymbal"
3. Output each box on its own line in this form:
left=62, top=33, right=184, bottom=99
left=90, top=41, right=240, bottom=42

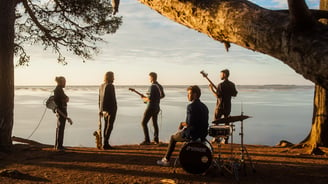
left=212, top=115, right=251, bottom=124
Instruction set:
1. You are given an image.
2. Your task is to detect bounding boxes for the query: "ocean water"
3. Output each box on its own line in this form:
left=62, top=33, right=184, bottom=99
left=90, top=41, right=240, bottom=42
left=13, top=85, right=314, bottom=147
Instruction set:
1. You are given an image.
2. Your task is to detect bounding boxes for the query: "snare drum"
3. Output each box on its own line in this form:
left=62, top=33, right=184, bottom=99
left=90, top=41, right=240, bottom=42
left=208, top=125, right=231, bottom=137
left=179, top=140, right=213, bottom=174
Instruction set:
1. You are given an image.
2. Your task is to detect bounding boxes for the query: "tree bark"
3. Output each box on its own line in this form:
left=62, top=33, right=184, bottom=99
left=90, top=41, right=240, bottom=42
left=139, top=0, right=328, bottom=90
left=0, top=0, right=15, bottom=152
left=297, top=0, right=328, bottom=154
left=300, top=85, right=328, bottom=149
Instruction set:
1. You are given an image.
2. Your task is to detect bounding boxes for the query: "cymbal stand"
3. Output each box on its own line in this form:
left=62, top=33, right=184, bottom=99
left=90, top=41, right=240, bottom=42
left=239, top=112, right=256, bottom=174
left=211, top=123, right=242, bottom=181
left=212, top=124, right=233, bottom=174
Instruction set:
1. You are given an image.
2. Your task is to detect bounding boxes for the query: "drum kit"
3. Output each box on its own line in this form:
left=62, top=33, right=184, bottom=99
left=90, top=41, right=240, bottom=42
left=177, top=113, right=255, bottom=181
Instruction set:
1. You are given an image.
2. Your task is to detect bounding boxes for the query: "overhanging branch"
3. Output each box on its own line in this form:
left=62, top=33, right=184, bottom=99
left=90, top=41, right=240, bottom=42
left=288, top=0, right=317, bottom=29
left=139, top=0, right=328, bottom=89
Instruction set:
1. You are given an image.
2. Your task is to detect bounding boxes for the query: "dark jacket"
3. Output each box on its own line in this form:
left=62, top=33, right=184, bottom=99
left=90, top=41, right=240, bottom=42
left=99, top=83, right=117, bottom=114
left=183, top=99, right=209, bottom=140
left=216, top=80, right=237, bottom=112
left=54, top=86, right=68, bottom=114
left=148, top=81, right=164, bottom=108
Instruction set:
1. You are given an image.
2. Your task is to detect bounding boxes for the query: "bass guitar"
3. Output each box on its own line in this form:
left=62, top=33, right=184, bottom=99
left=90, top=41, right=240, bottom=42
left=200, top=70, right=218, bottom=90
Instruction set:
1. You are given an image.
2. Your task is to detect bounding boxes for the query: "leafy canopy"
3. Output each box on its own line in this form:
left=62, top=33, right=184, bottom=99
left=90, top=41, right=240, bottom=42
left=14, top=0, right=122, bottom=65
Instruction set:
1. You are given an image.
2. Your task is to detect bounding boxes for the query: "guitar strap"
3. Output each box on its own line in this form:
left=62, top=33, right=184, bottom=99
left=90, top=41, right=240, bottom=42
left=154, top=83, right=163, bottom=98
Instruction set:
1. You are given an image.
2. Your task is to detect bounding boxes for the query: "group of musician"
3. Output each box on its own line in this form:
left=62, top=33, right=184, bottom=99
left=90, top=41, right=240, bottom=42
left=53, top=69, right=238, bottom=166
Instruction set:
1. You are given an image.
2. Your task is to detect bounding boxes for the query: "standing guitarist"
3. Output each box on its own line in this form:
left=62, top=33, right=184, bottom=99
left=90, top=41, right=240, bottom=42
left=140, top=72, right=165, bottom=145
left=208, top=69, right=238, bottom=143
left=54, top=76, right=70, bottom=151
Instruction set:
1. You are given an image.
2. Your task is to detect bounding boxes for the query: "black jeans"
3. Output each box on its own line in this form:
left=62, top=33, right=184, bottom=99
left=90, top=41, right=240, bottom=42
left=55, top=110, right=67, bottom=149
left=164, top=131, right=188, bottom=160
left=141, top=106, right=160, bottom=142
left=103, top=112, right=117, bottom=146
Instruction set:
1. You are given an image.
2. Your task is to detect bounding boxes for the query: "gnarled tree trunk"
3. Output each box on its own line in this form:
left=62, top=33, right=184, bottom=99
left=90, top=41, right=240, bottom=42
left=300, top=85, right=328, bottom=152
left=298, top=0, right=328, bottom=154
left=0, top=0, right=15, bottom=152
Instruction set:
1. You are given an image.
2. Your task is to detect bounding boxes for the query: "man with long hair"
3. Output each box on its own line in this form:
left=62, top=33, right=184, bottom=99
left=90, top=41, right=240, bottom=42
left=99, top=71, right=117, bottom=149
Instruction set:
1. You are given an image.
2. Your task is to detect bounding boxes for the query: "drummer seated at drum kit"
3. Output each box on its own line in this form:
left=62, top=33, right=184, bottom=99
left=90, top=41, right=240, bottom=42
left=157, top=85, right=209, bottom=167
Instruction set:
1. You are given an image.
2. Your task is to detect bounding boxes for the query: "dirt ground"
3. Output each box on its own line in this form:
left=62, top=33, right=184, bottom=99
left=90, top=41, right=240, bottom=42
left=1, top=142, right=328, bottom=184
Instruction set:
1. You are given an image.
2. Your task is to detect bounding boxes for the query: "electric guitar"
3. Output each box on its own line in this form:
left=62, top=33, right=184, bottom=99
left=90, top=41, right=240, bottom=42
left=129, top=88, right=148, bottom=104
left=128, top=88, right=146, bottom=98
left=200, top=70, right=218, bottom=91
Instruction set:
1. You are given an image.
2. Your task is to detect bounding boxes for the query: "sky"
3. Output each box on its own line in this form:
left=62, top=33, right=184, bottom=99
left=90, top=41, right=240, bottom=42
left=14, top=0, right=320, bottom=86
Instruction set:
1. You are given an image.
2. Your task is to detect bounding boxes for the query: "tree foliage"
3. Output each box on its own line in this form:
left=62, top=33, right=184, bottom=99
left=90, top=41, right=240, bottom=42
left=14, top=0, right=122, bottom=65
left=0, top=0, right=121, bottom=151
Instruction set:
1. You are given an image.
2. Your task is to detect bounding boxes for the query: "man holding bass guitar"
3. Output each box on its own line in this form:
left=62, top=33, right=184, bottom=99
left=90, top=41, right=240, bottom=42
left=203, top=69, right=238, bottom=144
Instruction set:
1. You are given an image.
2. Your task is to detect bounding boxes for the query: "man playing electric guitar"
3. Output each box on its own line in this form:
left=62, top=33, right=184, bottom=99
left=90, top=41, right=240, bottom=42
left=129, top=72, right=165, bottom=145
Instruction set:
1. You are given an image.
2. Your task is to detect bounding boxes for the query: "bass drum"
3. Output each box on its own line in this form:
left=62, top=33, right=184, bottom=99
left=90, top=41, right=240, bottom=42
left=179, top=140, right=213, bottom=174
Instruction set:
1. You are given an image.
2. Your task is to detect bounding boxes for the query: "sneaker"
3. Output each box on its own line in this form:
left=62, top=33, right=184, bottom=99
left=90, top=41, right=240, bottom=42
left=140, top=141, right=151, bottom=145
left=157, top=158, right=170, bottom=167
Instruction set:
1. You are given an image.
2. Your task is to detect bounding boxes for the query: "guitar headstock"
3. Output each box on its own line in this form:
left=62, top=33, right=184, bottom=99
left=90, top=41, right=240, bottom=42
left=200, top=70, right=208, bottom=78
left=128, top=88, right=135, bottom=92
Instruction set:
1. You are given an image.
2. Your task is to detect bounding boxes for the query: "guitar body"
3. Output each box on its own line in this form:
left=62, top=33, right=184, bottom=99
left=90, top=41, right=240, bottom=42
left=93, top=115, right=103, bottom=149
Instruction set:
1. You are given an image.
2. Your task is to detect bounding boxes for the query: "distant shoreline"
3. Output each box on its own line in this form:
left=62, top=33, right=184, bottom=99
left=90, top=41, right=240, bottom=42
left=14, top=84, right=314, bottom=90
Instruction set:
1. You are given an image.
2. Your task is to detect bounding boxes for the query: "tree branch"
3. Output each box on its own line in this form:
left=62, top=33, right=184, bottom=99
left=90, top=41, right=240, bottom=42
left=138, top=0, right=328, bottom=89
left=22, top=0, right=57, bottom=40
left=276, top=10, right=328, bottom=20
left=288, top=0, right=317, bottom=30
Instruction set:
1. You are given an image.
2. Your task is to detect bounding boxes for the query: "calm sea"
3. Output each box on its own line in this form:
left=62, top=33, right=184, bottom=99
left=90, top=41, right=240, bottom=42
left=13, top=85, right=314, bottom=147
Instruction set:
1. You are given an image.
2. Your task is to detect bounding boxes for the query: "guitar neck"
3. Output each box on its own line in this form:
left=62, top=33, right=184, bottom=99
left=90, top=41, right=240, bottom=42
left=129, top=88, right=145, bottom=98
left=205, top=77, right=218, bottom=90
left=134, top=90, right=145, bottom=98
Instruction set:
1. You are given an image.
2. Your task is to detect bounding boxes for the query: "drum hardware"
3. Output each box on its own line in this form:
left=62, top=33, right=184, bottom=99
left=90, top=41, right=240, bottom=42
left=238, top=112, right=256, bottom=174
left=172, top=114, right=255, bottom=177
left=210, top=113, right=255, bottom=181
